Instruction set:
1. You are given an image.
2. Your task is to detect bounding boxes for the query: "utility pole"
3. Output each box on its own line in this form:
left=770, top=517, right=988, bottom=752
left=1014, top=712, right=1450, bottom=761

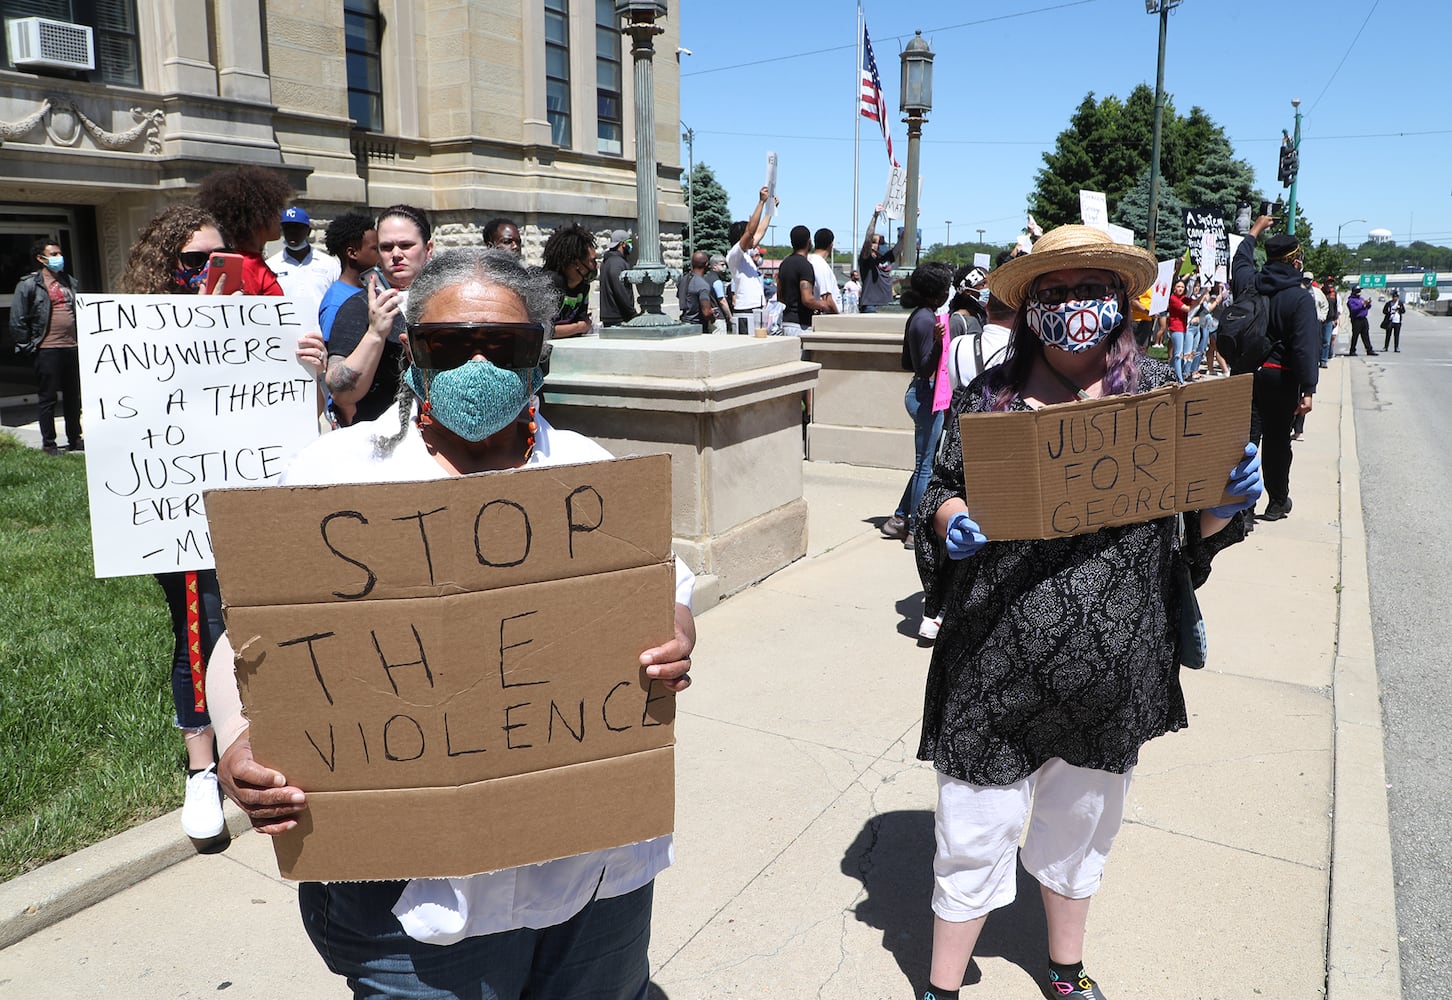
left=1285, top=99, right=1302, bottom=236
left=1145, top=0, right=1181, bottom=255
left=681, top=122, right=695, bottom=258
left=945, top=220, right=952, bottom=250
left=977, top=227, right=985, bottom=247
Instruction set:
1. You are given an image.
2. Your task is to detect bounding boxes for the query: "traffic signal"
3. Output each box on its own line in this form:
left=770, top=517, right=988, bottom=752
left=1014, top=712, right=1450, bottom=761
left=1278, top=143, right=1298, bottom=188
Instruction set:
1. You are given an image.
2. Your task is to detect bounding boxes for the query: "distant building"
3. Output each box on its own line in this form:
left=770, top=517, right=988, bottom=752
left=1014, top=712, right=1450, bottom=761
left=0, top=0, right=686, bottom=348
left=1368, top=228, right=1394, bottom=244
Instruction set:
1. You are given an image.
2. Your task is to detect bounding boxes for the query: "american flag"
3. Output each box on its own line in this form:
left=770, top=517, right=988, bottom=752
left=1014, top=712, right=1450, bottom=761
left=860, top=23, right=897, bottom=167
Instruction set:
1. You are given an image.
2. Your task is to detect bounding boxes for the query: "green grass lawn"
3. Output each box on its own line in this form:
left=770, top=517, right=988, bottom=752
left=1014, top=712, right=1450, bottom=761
left=0, top=433, right=181, bottom=882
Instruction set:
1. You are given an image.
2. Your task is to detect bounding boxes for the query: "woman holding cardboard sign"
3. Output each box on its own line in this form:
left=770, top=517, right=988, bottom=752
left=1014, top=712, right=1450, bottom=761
left=910, top=225, right=1262, bottom=1000
left=210, top=247, right=695, bottom=1000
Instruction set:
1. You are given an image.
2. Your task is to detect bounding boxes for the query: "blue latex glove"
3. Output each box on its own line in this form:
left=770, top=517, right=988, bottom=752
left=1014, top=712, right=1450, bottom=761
left=1208, top=442, right=1263, bottom=518
left=945, top=511, right=989, bottom=560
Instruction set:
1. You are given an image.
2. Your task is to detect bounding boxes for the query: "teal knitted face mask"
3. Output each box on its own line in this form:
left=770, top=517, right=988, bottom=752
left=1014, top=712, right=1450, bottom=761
left=405, top=360, right=541, bottom=442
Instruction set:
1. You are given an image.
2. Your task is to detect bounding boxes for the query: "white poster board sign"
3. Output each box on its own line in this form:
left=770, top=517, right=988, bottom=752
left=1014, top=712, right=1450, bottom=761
left=1079, top=190, right=1109, bottom=233
left=883, top=163, right=907, bottom=221
left=75, top=294, right=319, bottom=577
left=973, top=252, right=991, bottom=269
left=1106, top=223, right=1136, bottom=246
left=1149, top=259, right=1177, bottom=315
left=1199, top=231, right=1217, bottom=281
left=764, top=151, right=778, bottom=220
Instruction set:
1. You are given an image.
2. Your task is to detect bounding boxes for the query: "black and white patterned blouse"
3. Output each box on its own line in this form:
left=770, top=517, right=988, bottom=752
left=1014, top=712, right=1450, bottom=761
left=913, top=357, right=1246, bottom=786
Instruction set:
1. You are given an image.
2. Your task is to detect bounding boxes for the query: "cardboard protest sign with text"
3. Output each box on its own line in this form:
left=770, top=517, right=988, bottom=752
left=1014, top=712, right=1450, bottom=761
left=75, top=294, right=317, bottom=577
left=207, top=454, right=678, bottom=882
left=958, top=376, right=1253, bottom=540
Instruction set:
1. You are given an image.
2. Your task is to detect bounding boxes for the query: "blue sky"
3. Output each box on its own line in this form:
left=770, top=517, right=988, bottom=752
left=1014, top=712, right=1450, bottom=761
left=677, top=0, right=1449, bottom=260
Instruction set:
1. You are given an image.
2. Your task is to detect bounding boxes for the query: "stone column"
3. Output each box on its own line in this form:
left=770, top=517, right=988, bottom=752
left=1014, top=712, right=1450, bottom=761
left=545, top=336, right=820, bottom=606
left=153, top=0, right=218, bottom=95
left=800, top=314, right=915, bottom=470
left=212, top=0, right=272, bottom=104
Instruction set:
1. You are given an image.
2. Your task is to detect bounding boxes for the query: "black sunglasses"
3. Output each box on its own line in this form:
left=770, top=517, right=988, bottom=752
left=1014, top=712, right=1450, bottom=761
left=177, top=249, right=228, bottom=268
left=1030, top=282, right=1121, bottom=308
left=405, top=322, right=546, bottom=371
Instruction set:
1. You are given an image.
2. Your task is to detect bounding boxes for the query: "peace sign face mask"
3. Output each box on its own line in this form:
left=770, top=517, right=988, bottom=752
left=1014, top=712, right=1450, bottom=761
left=1025, top=295, right=1123, bottom=353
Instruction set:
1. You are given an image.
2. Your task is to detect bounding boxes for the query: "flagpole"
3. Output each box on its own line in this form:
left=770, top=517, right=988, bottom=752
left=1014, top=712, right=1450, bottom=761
left=852, top=2, right=862, bottom=268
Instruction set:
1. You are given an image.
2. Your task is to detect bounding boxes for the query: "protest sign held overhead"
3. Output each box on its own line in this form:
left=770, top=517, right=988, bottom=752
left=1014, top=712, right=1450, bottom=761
left=75, top=294, right=318, bottom=578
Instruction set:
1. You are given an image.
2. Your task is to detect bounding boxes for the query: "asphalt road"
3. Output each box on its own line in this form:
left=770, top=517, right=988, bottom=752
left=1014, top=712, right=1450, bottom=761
left=1345, top=304, right=1452, bottom=998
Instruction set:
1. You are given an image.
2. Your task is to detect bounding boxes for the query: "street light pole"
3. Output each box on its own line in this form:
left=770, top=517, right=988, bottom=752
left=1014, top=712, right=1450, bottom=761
left=899, top=30, right=935, bottom=271
left=977, top=227, right=985, bottom=246
left=1286, top=98, right=1302, bottom=234
left=945, top=220, right=951, bottom=250
left=1337, top=218, right=1366, bottom=247
left=1145, top=0, right=1180, bottom=256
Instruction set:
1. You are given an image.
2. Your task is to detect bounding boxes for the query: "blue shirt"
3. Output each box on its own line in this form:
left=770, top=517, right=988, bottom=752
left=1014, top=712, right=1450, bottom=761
left=318, top=280, right=363, bottom=341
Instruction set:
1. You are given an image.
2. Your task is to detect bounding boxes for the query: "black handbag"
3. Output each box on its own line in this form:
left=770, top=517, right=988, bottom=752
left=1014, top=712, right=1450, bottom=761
left=1175, top=515, right=1208, bottom=669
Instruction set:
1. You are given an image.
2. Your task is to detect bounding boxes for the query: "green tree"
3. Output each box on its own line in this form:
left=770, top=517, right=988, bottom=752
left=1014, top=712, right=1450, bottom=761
left=683, top=163, right=731, bottom=257
left=1113, top=166, right=1188, bottom=258
left=1172, top=109, right=1260, bottom=222
left=1303, top=239, right=1353, bottom=281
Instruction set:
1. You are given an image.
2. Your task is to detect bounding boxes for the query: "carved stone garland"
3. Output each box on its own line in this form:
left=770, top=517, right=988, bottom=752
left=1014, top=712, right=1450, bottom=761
left=0, top=97, right=163, bottom=154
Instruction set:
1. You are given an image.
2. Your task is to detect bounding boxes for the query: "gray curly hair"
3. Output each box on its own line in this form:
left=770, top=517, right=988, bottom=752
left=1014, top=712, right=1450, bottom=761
left=375, top=247, right=560, bottom=456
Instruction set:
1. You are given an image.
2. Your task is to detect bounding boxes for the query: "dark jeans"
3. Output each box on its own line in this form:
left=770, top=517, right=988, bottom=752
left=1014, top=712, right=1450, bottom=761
left=155, top=570, right=225, bottom=729
left=299, top=879, right=653, bottom=999
left=1383, top=323, right=1401, bottom=351
left=35, top=346, right=82, bottom=448
left=1249, top=366, right=1300, bottom=505
left=1348, top=317, right=1374, bottom=355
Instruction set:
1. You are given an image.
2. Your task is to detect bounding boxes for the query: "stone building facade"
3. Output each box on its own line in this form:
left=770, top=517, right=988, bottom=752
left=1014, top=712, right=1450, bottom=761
left=0, top=0, right=687, bottom=332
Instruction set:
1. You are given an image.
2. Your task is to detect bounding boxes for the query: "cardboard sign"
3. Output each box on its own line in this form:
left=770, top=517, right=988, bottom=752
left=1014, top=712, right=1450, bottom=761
left=207, top=454, right=678, bottom=881
left=958, top=376, right=1253, bottom=540
left=74, top=294, right=317, bottom=577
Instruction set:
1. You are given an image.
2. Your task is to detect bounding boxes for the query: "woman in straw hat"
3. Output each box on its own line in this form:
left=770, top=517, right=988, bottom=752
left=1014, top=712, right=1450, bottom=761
left=910, top=225, right=1263, bottom=1000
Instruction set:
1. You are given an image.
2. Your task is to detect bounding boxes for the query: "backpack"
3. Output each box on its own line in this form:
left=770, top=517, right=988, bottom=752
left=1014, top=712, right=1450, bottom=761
left=1216, top=289, right=1273, bottom=374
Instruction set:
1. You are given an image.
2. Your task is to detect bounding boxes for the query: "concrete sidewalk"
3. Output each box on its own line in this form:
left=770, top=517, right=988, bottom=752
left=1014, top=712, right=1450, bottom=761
left=0, top=361, right=1398, bottom=999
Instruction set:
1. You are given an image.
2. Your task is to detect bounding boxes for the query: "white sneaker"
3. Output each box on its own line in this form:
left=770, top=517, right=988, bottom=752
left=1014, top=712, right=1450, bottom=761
left=182, top=764, right=225, bottom=839
left=917, top=615, right=942, bottom=641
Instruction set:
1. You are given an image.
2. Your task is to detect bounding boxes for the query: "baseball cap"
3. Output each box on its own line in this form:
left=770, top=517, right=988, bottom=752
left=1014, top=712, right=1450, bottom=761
left=610, top=229, right=632, bottom=245
left=282, top=206, right=311, bottom=225
left=1302, top=270, right=1315, bottom=280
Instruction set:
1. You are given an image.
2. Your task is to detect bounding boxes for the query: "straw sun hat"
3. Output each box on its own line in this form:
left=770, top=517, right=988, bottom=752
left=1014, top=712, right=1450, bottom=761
left=985, top=225, right=1158, bottom=309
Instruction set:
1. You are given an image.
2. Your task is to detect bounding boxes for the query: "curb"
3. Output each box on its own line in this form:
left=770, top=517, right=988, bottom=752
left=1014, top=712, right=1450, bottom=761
left=1325, top=358, right=1402, bottom=997
left=0, top=802, right=252, bottom=950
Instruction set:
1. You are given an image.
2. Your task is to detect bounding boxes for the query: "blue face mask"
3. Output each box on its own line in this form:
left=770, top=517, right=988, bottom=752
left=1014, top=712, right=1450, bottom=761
left=44, top=255, right=64, bottom=272
left=405, top=360, right=542, bottom=442
left=1026, top=296, right=1123, bottom=353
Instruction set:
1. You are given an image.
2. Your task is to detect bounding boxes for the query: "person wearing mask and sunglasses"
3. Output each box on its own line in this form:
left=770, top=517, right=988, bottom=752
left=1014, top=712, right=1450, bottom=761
left=911, top=225, right=1261, bottom=1000
left=210, top=247, right=696, bottom=1000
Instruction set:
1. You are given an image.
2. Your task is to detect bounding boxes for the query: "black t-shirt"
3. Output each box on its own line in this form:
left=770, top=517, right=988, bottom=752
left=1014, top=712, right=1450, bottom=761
left=777, top=253, right=816, bottom=327
left=328, top=292, right=406, bottom=425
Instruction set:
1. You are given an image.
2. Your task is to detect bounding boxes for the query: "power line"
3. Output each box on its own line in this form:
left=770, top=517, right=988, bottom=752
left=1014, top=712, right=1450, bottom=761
left=693, top=128, right=1050, bottom=146
left=681, top=0, right=1097, bottom=79
left=1233, top=128, right=1452, bottom=143
left=1307, top=0, right=1381, bottom=115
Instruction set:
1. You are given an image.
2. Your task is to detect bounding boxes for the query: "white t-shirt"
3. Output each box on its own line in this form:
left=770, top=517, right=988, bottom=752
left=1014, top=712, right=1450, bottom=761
left=948, top=321, right=1012, bottom=390
left=726, top=243, right=764, bottom=310
left=278, top=403, right=694, bottom=943
left=267, top=246, right=341, bottom=333
left=809, top=254, right=840, bottom=307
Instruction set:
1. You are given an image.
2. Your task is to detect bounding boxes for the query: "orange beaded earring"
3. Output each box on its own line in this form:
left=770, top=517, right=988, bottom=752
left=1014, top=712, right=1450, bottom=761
left=522, top=403, right=538, bottom=462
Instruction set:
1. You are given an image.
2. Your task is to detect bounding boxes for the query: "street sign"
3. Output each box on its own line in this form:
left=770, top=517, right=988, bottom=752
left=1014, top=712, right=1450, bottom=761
left=1423, top=272, right=1437, bottom=287
left=1358, top=273, right=1387, bottom=289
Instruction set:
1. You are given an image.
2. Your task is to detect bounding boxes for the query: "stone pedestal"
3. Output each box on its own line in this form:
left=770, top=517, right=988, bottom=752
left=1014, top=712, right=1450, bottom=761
left=800, top=314, right=913, bottom=470
left=543, top=335, right=820, bottom=606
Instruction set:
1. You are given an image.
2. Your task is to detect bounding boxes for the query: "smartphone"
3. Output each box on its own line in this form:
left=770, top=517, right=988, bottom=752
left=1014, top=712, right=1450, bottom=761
left=361, top=265, right=390, bottom=291
left=1258, top=200, right=1276, bottom=220
left=202, top=252, right=244, bottom=294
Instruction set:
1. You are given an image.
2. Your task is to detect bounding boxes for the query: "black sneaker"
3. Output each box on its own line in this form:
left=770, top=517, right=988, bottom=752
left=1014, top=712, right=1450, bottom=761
left=879, top=514, right=908, bottom=540
left=41, top=444, right=61, bottom=457
left=66, top=439, right=84, bottom=452
left=1046, top=968, right=1110, bottom=999
left=1261, top=497, right=1293, bottom=521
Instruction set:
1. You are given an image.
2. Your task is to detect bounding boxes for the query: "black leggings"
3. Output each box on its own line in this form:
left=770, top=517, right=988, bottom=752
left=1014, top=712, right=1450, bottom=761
left=1383, top=323, right=1401, bottom=351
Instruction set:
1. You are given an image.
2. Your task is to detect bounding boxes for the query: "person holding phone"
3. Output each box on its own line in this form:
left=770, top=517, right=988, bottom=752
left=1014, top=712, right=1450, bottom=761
left=326, top=204, right=434, bottom=425
left=195, top=166, right=292, bottom=296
